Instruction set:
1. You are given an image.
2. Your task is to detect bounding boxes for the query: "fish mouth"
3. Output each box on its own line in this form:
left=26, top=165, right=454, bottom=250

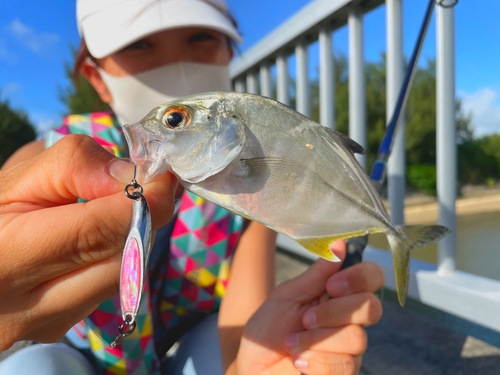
left=123, top=122, right=170, bottom=184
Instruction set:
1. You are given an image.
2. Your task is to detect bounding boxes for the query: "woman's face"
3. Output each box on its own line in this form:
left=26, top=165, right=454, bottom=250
left=83, top=27, right=233, bottom=103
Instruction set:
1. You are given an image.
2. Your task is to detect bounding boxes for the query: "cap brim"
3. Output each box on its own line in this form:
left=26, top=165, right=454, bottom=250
left=81, top=0, right=242, bottom=58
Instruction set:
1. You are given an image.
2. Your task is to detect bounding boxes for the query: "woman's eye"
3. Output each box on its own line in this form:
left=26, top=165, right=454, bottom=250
left=188, top=33, right=217, bottom=43
left=121, top=40, right=153, bottom=51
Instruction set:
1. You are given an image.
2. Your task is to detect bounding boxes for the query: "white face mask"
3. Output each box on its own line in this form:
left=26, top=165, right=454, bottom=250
left=98, top=62, right=232, bottom=126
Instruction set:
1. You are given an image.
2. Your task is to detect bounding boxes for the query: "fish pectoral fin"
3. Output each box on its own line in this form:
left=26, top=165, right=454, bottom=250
left=294, top=233, right=362, bottom=262
left=239, top=157, right=330, bottom=187
left=294, top=229, right=386, bottom=262
left=295, top=237, right=342, bottom=262
left=321, top=127, right=365, bottom=155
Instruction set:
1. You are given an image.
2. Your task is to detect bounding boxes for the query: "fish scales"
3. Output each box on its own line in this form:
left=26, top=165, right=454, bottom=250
left=207, top=94, right=388, bottom=233
left=124, top=92, right=450, bottom=306
left=186, top=98, right=383, bottom=236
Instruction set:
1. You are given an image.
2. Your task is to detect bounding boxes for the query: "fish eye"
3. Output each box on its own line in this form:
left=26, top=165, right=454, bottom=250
left=167, top=112, right=183, bottom=127
left=162, top=106, right=191, bottom=129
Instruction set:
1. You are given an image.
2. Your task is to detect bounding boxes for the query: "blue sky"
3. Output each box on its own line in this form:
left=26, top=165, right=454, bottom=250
left=1, top=0, right=499, bottom=136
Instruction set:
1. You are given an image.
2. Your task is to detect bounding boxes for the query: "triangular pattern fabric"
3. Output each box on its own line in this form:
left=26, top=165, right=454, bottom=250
left=47, top=112, right=125, bottom=158
left=205, top=248, right=223, bottom=268
left=156, top=191, right=244, bottom=330
left=68, top=122, right=93, bottom=136
left=46, top=112, right=245, bottom=375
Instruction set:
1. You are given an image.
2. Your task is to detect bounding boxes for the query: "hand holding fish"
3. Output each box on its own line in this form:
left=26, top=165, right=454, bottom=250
left=232, top=241, right=384, bottom=375
left=0, top=135, right=177, bottom=350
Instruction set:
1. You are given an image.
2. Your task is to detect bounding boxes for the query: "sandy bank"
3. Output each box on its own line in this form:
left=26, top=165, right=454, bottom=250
left=401, top=193, right=500, bottom=224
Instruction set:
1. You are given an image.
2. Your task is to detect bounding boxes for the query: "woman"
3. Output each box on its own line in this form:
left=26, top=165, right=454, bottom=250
left=0, top=0, right=384, bottom=374
left=4, top=0, right=276, bottom=373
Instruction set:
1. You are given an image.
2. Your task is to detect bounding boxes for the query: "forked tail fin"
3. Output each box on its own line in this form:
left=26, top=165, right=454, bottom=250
left=387, top=225, right=450, bottom=306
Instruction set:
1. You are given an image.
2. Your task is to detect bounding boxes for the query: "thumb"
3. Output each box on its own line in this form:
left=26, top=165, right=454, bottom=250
left=0, top=133, right=177, bottom=231
left=273, top=240, right=347, bottom=301
left=0, top=134, right=135, bottom=206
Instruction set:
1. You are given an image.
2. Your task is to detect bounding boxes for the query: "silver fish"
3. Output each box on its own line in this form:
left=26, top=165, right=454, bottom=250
left=123, top=92, right=450, bottom=306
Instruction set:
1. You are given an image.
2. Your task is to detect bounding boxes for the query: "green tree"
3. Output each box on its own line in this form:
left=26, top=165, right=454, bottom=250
left=458, top=138, right=499, bottom=185
left=405, top=59, right=437, bottom=165
left=457, top=133, right=500, bottom=186
left=0, top=95, right=37, bottom=167
left=481, top=133, right=500, bottom=176
left=58, top=44, right=109, bottom=115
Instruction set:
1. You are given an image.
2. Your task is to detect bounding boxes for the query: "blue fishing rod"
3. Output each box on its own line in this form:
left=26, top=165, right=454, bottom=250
left=341, top=0, right=458, bottom=269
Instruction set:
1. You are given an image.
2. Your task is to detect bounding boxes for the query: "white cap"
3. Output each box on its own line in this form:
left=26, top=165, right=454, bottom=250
left=77, top=0, right=242, bottom=58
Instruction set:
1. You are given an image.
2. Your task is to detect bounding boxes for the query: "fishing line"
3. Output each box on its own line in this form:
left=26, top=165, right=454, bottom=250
left=342, top=0, right=458, bottom=269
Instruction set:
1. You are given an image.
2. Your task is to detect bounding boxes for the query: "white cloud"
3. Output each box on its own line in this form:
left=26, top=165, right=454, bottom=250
left=1, top=82, right=21, bottom=96
left=1, top=83, right=23, bottom=106
left=30, top=112, right=60, bottom=136
left=460, top=87, right=500, bottom=136
left=7, top=19, right=59, bottom=54
left=8, top=19, right=31, bottom=36
left=0, top=39, right=16, bottom=63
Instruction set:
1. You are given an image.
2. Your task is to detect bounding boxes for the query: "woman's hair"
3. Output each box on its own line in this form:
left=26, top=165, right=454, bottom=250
left=73, top=0, right=239, bottom=80
left=73, top=39, right=94, bottom=80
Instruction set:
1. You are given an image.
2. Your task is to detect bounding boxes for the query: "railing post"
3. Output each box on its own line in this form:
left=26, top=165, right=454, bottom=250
left=246, top=71, right=259, bottom=94
left=296, top=40, right=310, bottom=117
left=234, top=79, right=246, bottom=93
left=437, top=3, right=457, bottom=274
left=277, top=53, right=290, bottom=105
left=387, top=0, right=405, bottom=225
left=348, top=6, right=367, bottom=169
left=260, top=63, right=272, bottom=98
left=319, top=25, right=335, bottom=129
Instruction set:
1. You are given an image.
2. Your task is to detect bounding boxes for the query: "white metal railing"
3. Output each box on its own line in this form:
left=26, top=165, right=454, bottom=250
left=436, top=3, right=457, bottom=274
left=386, top=0, right=405, bottom=226
left=229, top=0, right=500, bottom=334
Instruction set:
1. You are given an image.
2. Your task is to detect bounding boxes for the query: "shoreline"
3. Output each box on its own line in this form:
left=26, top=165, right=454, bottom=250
left=399, top=193, right=500, bottom=224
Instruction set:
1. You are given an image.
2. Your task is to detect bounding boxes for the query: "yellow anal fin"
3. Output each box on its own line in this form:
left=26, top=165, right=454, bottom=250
left=295, top=229, right=385, bottom=262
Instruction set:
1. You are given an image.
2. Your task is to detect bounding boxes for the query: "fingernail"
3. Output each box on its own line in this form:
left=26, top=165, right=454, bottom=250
left=108, top=158, right=135, bottom=183
left=328, top=280, right=349, bottom=296
left=303, top=311, right=317, bottom=329
left=285, top=333, right=299, bottom=351
left=293, top=358, right=308, bottom=369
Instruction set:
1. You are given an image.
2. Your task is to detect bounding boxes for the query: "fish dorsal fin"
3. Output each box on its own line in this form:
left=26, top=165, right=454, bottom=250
left=321, top=127, right=365, bottom=155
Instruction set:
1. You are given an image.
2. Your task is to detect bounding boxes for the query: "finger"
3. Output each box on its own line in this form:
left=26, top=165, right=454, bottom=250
left=0, top=134, right=133, bottom=207
left=285, top=325, right=367, bottom=356
left=22, top=304, right=99, bottom=344
left=2, top=251, right=121, bottom=347
left=272, top=240, right=347, bottom=302
left=16, top=253, right=122, bottom=343
left=0, top=136, right=177, bottom=286
left=303, top=293, right=382, bottom=329
left=292, top=351, right=361, bottom=375
left=1, top=171, right=174, bottom=291
left=326, top=262, right=385, bottom=297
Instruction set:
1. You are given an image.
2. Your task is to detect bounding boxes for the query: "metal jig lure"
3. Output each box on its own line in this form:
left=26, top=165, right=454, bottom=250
left=111, top=176, right=152, bottom=347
